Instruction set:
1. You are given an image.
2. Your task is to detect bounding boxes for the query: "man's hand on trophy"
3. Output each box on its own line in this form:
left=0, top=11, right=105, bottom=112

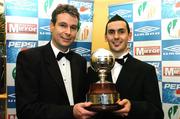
left=114, top=99, right=131, bottom=117
left=73, top=102, right=96, bottom=119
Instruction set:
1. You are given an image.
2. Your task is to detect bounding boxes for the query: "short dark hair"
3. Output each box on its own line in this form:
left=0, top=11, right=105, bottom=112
left=105, top=14, right=130, bottom=35
left=51, top=4, right=80, bottom=26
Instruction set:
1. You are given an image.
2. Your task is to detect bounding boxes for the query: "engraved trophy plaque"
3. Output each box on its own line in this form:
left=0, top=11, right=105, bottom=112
left=86, top=48, right=121, bottom=111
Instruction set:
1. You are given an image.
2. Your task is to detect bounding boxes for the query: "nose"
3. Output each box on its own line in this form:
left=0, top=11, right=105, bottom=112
left=65, top=27, right=71, bottom=35
left=114, top=32, right=119, bottom=39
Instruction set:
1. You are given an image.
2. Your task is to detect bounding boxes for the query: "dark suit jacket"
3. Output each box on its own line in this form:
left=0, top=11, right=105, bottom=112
left=15, top=42, right=88, bottom=119
left=87, top=54, right=164, bottom=119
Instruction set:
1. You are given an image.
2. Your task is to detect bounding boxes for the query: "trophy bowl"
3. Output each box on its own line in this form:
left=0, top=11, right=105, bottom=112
left=86, top=48, right=122, bottom=112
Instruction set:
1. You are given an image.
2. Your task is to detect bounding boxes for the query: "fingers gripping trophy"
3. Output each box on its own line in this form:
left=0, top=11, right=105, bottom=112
left=86, top=48, right=122, bottom=111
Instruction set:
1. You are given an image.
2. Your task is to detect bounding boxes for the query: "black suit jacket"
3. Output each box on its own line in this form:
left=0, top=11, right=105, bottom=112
left=87, top=54, right=164, bottom=119
left=15, top=42, right=88, bottom=119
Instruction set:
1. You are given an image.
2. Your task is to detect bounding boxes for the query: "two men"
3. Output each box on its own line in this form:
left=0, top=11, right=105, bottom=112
left=15, top=4, right=163, bottom=119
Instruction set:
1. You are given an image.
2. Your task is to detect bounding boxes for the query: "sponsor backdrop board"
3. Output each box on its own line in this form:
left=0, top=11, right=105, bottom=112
left=4, top=0, right=180, bottom=118
left=5, top=0, right=94, bottom=118
left=109, top=0, right=180, bottom=119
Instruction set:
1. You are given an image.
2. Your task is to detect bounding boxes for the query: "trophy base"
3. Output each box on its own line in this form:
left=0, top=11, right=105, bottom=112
left=86, top=104, right=123, bottom=112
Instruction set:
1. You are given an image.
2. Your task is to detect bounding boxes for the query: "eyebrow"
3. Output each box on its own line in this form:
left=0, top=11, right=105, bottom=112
left=58, top=22, right=78, bottom=27
left=108, top=28, right=125, bottom=31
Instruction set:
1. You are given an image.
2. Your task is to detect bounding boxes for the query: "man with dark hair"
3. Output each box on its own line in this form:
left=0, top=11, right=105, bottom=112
left=105, top=14, right=130, bottom=35
left=87, top=14, right=164, bottom=119
left=15, top=4, right=95, bottom=119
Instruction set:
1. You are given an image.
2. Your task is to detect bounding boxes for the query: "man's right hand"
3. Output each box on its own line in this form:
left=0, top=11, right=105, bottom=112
left=73, top=102, right=96, bottom=119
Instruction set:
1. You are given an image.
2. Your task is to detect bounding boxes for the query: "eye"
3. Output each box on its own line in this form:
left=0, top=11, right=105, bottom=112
left=71, top=25, right=78, bottom=31
left=108, top=29, right=115, bottom=35
left=118, top=29, right=125, bottom=34
left=59, top=23, right=67, bottom=28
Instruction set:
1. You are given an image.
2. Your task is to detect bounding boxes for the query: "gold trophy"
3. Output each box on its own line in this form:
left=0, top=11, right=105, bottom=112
left=86, top=48, right=121, bottom=111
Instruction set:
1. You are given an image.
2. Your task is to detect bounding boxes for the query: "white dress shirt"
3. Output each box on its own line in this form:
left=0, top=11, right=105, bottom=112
left=51, top=41, right=74, bottom=105
left=111, top=52, right=128, bottom=83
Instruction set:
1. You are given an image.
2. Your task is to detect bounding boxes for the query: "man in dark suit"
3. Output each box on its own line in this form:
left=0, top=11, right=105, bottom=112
left=15, top=4, right=95, bottom=119
left=87, top=14, right=164, bottom=119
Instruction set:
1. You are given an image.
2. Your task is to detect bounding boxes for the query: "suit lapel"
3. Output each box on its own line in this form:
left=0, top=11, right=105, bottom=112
left=43, top=43, right=68, bottom=98
left=43, top=44, right=83, bottom=102
left=116, top=54, right=136, bottom=94
left=70, top=53, right=80, bottom=102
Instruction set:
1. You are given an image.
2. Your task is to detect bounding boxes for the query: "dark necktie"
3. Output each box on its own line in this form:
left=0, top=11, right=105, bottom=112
left=115, top=54, right=129, bottom=65
left=56, top=51, right=71, bottom=61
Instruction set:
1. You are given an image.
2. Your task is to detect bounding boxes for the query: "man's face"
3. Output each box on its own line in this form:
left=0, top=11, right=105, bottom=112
left=105, top=21, right=131, bottom=54
left=50, top=13, right=78, bottom=51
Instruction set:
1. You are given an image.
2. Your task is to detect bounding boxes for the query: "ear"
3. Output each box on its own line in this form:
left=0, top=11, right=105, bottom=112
left=50, top=22, right=54, bottom=32
left=128, top=31, right=132, bottom=42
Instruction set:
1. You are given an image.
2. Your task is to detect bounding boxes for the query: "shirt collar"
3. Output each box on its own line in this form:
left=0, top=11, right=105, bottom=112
left=117, top=51, right=129, bottom=59
left=50, top=40, right=70, bottom=58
